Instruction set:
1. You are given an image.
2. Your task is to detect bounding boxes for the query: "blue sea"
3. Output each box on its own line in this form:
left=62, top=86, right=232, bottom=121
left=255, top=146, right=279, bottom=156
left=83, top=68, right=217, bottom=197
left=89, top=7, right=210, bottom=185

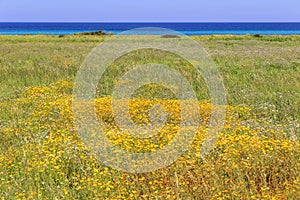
left=0, top=23, right=300, bottom=35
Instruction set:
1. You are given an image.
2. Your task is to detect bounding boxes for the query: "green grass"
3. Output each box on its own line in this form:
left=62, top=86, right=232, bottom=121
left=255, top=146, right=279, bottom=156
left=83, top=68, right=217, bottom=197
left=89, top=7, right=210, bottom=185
left=1, top=35, right=299, bottom=121
left=0, top=35, right=299, bottom=199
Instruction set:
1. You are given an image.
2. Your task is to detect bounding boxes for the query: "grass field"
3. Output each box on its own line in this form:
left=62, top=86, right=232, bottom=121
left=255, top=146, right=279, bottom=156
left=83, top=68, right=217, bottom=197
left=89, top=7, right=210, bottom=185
left=0, top=35, right=299, bottom=199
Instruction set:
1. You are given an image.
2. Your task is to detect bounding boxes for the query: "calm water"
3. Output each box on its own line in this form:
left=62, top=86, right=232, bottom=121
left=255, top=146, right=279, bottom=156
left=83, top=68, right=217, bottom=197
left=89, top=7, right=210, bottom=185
left=1, top=23, right=300, bottom=35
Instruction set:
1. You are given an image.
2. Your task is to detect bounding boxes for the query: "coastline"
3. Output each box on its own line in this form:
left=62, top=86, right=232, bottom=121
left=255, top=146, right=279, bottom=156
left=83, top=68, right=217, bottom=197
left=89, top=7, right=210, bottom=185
left=1, top=22, right=300, bottom=36
left=1, top=34, right=300, bottom=41
left=1, top=30, right=300, bottom=36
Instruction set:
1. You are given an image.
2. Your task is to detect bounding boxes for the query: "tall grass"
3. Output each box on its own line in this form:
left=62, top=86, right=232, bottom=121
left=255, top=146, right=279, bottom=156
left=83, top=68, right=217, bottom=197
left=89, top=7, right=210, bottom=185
left=0, top=35, right=299, bottom=199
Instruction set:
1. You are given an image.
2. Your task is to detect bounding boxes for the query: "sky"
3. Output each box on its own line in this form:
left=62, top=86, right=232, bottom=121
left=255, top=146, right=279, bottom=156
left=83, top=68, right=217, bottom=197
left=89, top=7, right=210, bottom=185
left=0, top=0, right=299, bottom=22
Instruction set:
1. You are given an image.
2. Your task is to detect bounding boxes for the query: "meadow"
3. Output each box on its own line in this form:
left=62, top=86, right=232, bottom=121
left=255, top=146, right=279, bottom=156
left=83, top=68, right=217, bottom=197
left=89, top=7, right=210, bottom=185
left=0, top=34, right=299, bottom=199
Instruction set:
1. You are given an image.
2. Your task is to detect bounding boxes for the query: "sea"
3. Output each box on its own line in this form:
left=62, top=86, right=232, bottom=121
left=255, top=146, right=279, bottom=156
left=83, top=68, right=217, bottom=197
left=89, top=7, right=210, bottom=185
left=0, top=23, right=300, bottom=35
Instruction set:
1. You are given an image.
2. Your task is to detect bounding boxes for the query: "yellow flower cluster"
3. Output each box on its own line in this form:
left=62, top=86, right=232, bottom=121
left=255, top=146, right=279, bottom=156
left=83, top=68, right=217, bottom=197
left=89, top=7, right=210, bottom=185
left=0, top=81, right=299, bottom=199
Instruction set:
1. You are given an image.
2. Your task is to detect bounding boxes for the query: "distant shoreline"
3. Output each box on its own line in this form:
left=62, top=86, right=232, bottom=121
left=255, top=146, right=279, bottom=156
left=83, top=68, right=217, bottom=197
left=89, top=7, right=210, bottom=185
left=1, top=32, right=300, bottom=36
left=1, top=22, right=300, bottom=36
left=1, top=35, right=300, bottom=43
left=1, top=33, right=300, bottom=37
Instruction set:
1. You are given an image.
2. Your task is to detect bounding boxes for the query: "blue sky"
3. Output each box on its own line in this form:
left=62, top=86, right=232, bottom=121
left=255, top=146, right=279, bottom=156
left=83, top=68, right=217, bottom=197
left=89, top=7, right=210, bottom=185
left=0, top=0, right=299, bottom=22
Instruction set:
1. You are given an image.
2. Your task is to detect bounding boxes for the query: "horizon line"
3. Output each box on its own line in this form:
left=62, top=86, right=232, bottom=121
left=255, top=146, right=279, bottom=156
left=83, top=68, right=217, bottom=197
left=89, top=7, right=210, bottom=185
left=1, top=21, right=300, bottom=23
